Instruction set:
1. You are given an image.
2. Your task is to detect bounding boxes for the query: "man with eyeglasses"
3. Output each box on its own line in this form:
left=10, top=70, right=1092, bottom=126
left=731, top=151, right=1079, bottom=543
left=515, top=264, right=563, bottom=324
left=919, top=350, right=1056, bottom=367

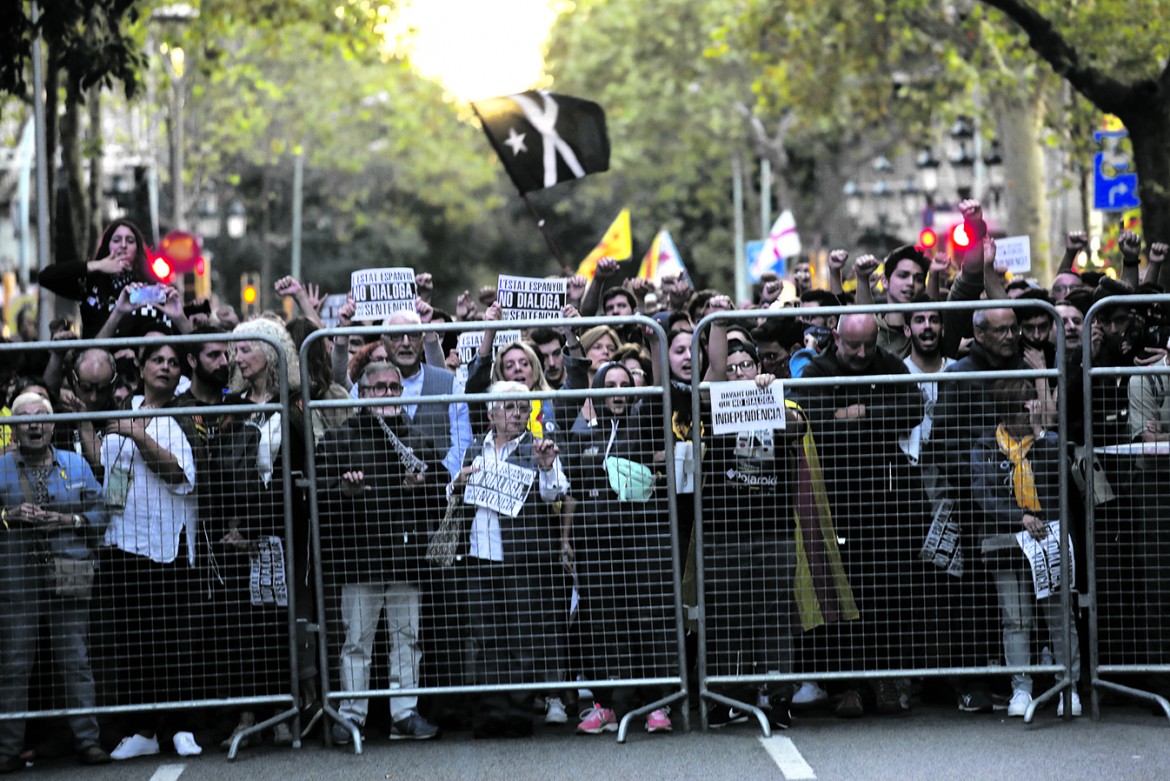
left=318, top=361, right=443, bottom=743
left=57, top=348, right=119, bottom=477
left=382, top=309, right=471, bottom=480
left=929, top=306, right=1029, bottom=714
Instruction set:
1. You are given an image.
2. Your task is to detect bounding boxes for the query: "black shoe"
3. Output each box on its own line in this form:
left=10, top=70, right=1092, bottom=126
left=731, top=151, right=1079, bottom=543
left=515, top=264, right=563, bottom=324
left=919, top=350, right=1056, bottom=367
left=957, top=689, right=994, bottom=713
left=331, top=718, right=360, bottom=745
left=390, top=713, right=439, bottom=741
left=767, top=702, right=792, bottom=731
left=0, top=756, right=22, bottom=774
left=78, top=746, right=111, bottom=766
left=707, top=704, right=750, bottom=729
left=834, top=689, right=864, bottom=718
left=873, top=679, right=908, bottom=715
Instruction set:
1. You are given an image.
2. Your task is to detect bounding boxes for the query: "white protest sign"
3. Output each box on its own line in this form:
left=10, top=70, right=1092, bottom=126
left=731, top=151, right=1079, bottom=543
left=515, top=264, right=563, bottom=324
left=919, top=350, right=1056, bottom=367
left=496, top=275, right=567, bottom=321
left=464, top=458, right=536, bottom=518
left=996, top=235, right=1031, bottom=274
left=1016, top=520, right=1073, bottom=599
left=709, top=380, right=787, bottom=435
left=319, top=293, right=349, bottom=328
left=351, top=268, right=416, bottom=321
left=456, top=329, right=523, bottom=369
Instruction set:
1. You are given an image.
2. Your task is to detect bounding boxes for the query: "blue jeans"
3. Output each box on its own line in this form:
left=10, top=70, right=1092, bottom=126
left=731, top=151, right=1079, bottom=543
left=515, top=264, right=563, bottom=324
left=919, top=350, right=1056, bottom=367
left=0, top=584, right=101, bottom=757
left=992, top=569, right=1080, bottom=693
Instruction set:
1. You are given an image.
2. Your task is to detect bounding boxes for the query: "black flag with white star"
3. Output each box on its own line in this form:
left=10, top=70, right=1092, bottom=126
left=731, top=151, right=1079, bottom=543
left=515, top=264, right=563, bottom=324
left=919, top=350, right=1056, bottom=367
left=472, top=91, right=610, bottom=195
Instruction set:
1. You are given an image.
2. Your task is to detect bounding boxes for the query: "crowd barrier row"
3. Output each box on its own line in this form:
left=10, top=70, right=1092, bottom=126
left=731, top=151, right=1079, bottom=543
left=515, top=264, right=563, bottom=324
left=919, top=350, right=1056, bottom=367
left=0, top=302, right=1164, bottom=761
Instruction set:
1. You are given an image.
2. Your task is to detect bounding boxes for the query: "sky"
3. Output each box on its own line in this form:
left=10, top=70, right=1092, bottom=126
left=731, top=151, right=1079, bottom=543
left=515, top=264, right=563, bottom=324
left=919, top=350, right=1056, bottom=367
left=381, top=0, right=559, bottom=101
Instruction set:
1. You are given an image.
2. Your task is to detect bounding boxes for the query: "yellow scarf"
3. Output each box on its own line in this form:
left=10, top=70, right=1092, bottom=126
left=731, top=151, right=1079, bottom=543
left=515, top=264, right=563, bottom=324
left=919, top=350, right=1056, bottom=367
left=996, top=424, right=1041, bottom=512
left=527, top=399, right=543, bottom=439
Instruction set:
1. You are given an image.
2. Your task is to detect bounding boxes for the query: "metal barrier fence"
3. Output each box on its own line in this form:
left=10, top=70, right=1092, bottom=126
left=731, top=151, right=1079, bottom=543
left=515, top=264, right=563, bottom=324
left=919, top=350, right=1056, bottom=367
left=1083, top=295, right=1170, bottom=722
left=692, top=301, right=1077, bottom=733
left=0, top=333, right=301, bottom=762
left=6, top=298, right=1167, bottom=757
left=299, top=316, right=688, bottom=749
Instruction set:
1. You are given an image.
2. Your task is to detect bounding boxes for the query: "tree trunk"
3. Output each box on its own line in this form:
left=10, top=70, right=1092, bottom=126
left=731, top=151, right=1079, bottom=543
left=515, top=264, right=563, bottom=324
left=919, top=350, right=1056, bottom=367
left=86, top=88, right=103, bottom=256
left=1123, top=107, right=1170, bottom=289
left=992, top=88, right=1051, bottom=281
left=58, top=74, right=86, bottom=267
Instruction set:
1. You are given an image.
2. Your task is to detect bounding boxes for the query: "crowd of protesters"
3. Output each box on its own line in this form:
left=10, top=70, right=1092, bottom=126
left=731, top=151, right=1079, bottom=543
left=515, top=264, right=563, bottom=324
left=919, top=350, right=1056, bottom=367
left=1, top=198, right=1168, bottom=768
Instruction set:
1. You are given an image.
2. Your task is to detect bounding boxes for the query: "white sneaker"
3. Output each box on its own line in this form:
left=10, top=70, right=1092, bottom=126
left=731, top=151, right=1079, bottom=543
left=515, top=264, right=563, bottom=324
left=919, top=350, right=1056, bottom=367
left=792, top=681, right=828, bottom=707
left=1057, top=691, right=1082, bottom=717
left=544, top=697, right=568, bottom=725
left=1007, top=689, right=1032, bottom=718
left=110, top=733, right=160, bottom=760
left=172, top=731, right=203, bottom=756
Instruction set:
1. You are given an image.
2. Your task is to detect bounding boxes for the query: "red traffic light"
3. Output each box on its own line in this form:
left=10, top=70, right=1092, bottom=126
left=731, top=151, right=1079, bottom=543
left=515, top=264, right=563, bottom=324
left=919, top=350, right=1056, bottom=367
left=918, top=228, right=938, bottom=250
left=949, top=223, right=972, bottom=250
left=149, top=255, right=174, bottom=283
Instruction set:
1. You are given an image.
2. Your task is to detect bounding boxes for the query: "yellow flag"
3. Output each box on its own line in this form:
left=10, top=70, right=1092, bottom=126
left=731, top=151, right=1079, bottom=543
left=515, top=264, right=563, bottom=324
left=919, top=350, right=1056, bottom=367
left=576, top=208, right=631, bottom=280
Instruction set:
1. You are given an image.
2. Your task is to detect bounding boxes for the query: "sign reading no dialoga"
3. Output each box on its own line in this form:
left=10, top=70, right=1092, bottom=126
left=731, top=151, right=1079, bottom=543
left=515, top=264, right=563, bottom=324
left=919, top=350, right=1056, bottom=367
left=350, top=268, right=416, bottom=321
left=496, top=275, right=567, bottom=321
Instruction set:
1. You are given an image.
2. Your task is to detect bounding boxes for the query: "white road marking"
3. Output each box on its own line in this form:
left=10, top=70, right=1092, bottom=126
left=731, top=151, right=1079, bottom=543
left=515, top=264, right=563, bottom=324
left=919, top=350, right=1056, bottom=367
left=149, top=763, right=187, bottom=781
left=759, top=735, right=816, bottom=780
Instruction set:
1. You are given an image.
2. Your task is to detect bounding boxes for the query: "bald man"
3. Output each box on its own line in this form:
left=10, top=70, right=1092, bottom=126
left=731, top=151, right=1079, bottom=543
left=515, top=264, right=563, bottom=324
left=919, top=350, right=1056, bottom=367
left=794, top=313, right=927, bottom=718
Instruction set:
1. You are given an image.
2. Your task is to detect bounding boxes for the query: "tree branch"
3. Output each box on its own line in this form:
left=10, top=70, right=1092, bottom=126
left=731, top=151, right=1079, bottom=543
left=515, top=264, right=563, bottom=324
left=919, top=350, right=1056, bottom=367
left=978, top=0, right=1133, bottom=114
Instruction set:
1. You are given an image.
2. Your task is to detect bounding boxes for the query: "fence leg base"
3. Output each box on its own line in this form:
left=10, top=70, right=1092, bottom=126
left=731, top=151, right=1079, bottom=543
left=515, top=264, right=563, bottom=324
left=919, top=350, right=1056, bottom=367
left=1023, top=680, right=1073, bottom=725
left=616, top=689, right=689, bottom=743
left=1093, top=677, right=1170, bottom=725
left=227, top=706, right=300, bottom=761
left=322, top=703, right=363, bottom=754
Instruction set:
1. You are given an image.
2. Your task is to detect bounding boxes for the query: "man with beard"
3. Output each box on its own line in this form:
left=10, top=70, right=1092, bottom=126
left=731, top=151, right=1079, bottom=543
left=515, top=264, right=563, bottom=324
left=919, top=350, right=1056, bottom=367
left=854, top=245, right=929, bottom=358
left=383, top=309, right=470, bottom=480
left=529, top=328, right=567, bottom=389
left=318, top=361, right=443, bottom=743
left=795, top=314, right=926, bottom=717
left=901, top=297, right=952, bottom=467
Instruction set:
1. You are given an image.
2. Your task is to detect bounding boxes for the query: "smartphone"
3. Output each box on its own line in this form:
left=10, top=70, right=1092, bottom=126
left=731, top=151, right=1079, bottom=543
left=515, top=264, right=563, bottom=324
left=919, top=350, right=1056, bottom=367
left=129, top=285, right=167, bottom=306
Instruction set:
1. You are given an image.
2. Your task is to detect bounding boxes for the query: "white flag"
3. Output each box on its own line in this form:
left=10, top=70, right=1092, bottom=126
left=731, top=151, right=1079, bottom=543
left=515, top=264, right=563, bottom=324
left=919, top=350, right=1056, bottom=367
left=750, top=210, right=802, bottom=279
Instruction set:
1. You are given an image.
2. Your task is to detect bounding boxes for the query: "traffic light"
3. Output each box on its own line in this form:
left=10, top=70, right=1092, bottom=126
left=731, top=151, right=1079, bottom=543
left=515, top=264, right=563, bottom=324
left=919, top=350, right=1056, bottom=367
left=917, top=228, right=938, bottom=251
left=240, top=272, right=260, bottom=317
left=153, top=231, right=207, bottom=301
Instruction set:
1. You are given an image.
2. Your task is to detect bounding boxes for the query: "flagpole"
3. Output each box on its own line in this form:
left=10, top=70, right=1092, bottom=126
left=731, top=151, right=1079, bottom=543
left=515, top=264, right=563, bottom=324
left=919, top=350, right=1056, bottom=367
left=523, top=194, right=573, bottom=276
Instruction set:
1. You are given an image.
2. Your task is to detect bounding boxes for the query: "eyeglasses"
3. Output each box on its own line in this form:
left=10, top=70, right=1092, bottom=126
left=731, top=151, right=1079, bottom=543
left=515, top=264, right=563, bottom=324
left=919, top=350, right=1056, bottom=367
left=977, top=324, right=1021, bottom=338
left=726, top=359, right=757, bottom=375
left=496, top=402, right=531, bottom=415
left=383, top=332, right=416, bottom=343
left=73, top=376, right=114, bottom=395
left=359, top=382, right=403, bottom=396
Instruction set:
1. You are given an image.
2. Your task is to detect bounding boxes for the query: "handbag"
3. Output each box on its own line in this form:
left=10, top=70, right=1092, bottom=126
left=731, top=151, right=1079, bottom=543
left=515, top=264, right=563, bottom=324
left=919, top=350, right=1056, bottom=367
left=426, top=497, right=464, bottom=567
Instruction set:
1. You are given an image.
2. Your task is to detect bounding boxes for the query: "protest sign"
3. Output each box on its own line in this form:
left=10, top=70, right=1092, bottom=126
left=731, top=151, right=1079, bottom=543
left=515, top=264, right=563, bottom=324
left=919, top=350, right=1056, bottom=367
left=464, top=458, right=537, bottom=517
left=319, top=293, right=349, bottom=328
left=708, top=380, right=787, bottom=435
left=496, top=275, right=567, bottom=321
left=456, top=329, right=524, bottom=368
left=351, top=268, right=416, bottom=321
left=996, top=235, right=1032, bottom=274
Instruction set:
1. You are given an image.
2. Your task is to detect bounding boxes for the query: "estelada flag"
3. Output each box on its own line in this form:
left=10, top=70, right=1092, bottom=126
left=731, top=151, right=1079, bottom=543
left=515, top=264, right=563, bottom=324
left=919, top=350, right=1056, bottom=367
left=472, top=91, right=610, bottom=195
left=576, top=208, right=632, bottom=280
left=638, top=229, right=688, bottom=282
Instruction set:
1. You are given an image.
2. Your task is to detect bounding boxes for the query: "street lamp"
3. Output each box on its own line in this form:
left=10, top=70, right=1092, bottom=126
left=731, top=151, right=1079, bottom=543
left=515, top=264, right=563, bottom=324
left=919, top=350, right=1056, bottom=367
left=984, top=139, right=1005, bottom=208
left=151, top=4, right=199, bottom=232
left=948, top=118, right=976, bottom=200
left=915, top=146, right=940, bottom=207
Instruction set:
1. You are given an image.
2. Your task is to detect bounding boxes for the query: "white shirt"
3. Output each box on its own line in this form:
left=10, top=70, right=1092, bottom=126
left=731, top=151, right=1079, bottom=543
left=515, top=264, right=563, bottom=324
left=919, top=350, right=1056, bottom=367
left=460, top=431, right=568, bottom=563
left=901, top=355, right=953, bottom=463
left=102, top=396, right=197, bottom=565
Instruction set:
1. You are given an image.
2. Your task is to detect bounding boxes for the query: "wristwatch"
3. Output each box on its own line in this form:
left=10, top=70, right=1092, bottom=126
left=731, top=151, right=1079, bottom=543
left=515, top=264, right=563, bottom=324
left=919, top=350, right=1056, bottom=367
left=72, top=514, right=83, bottom=530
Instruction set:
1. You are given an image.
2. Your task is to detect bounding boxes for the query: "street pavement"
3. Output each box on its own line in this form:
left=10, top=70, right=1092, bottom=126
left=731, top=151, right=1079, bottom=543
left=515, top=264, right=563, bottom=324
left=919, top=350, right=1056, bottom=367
left=13, top=700, right=1170, bottom=780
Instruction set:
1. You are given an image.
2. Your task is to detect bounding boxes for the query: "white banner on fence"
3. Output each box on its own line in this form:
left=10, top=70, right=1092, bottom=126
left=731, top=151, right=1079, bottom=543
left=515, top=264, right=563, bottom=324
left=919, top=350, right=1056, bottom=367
left=464, top=458, right=536, bottom=518
left=996, top=235, right=1032, bottom=274
left=1016, top=519, right=1074, bottom=599
left=708, top=380, right=787, bottom=435
left=351, top=267, right=416, bottom=321
left=496, top=275, right=567, bottom=321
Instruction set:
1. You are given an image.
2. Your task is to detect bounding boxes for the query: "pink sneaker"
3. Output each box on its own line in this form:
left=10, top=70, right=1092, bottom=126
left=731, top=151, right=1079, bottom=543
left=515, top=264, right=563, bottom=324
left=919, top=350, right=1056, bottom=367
left=645, top=708, right=672, bottom=733
left=577, top=704, right=617, bottom=734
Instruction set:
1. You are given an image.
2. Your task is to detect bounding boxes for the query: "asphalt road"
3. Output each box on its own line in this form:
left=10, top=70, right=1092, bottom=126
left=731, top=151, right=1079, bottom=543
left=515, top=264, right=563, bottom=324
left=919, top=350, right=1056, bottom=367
left=14, top=700, right=1170, bottom=781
